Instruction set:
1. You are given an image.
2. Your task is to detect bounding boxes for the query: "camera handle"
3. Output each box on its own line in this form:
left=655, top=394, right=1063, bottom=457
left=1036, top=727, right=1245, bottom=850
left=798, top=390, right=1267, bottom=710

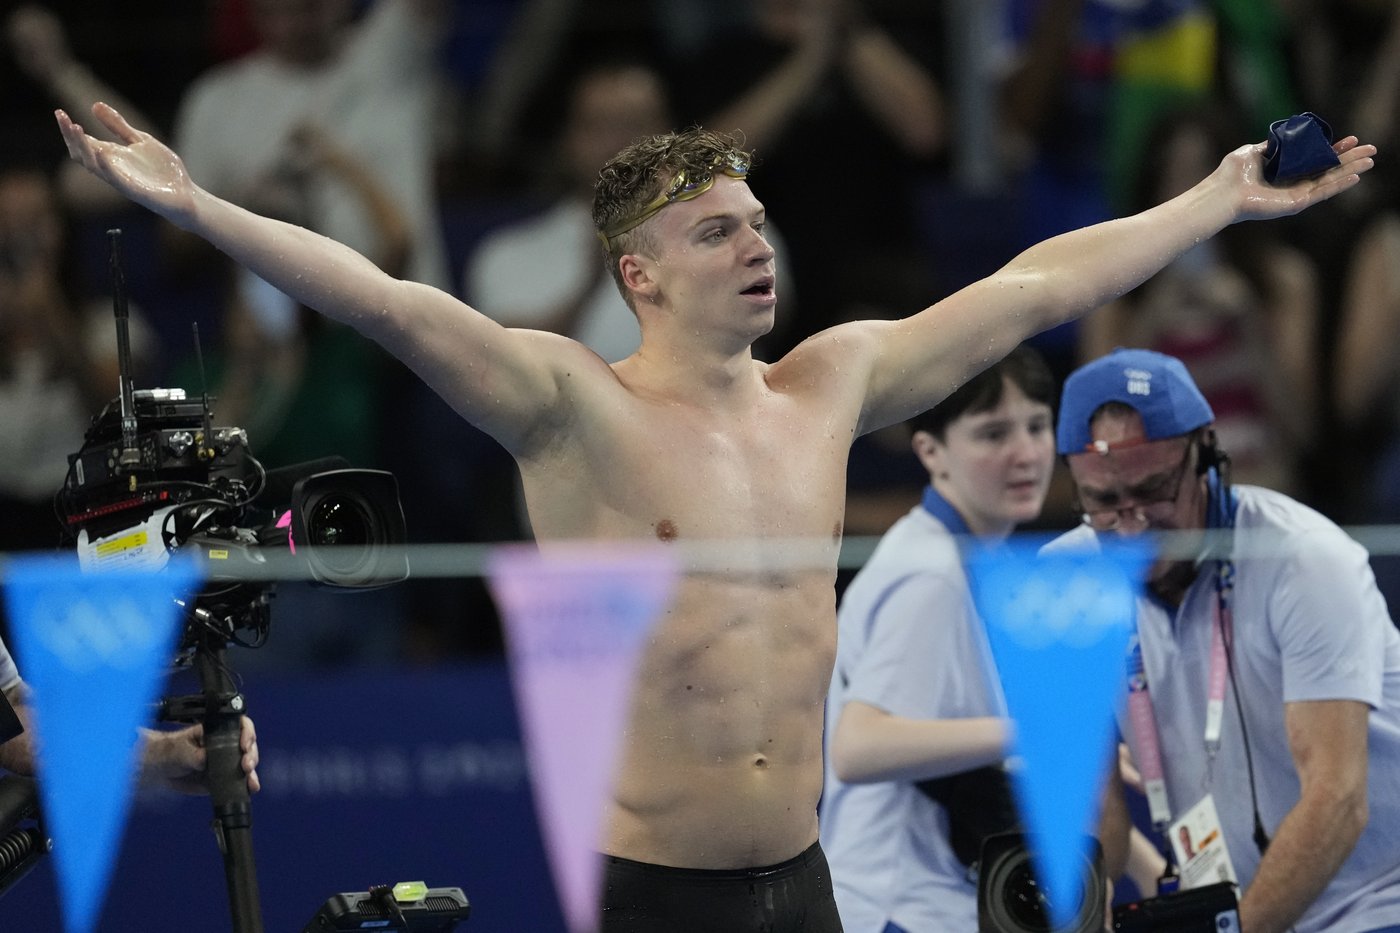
left=160, top=632, right=264, bottom=933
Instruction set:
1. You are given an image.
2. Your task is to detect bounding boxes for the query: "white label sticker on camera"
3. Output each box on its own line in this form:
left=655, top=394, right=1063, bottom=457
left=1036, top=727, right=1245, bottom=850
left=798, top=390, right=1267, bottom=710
left=75, top=505, right=175, bottom=573
left=1170, top=794, right=1239, bottom=889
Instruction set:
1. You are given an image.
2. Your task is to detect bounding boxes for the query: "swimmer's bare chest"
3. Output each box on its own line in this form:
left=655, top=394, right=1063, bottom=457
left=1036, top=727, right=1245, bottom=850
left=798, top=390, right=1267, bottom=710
left=521, top=386, right=858, bottom=546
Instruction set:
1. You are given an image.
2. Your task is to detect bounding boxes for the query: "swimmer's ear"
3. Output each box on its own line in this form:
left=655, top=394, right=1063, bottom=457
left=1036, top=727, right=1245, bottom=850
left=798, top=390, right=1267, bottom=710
left=618, top=253, right=659, bottom=304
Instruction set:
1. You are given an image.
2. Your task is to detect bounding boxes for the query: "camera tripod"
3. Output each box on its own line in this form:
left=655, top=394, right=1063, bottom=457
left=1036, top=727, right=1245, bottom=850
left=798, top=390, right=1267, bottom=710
left=160, top=623, right=264, bottom=933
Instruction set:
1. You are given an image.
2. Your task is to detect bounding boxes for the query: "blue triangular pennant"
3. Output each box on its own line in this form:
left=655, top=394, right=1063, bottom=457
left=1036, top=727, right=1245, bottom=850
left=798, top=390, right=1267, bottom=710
left=966, top=536, right=1150, bottom=930
left=3, top=553, right=201, bottom=933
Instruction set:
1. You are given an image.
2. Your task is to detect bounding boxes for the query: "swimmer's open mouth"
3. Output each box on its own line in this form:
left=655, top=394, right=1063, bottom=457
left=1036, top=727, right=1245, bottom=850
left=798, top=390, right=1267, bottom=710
left=742, top=277, right=774, bottom=296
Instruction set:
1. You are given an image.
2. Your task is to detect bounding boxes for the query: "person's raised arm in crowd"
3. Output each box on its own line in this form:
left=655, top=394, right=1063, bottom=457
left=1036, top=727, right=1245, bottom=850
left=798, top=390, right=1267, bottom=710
left=6, top=5, right=154, bottom=136
left=166, top=0, right=452, bottom=290
left=5, top=4, right=160, bottom=214
left=287, top=124, right=413, bottom=279
left=208, top=120, right=417, bottom=447
left=703, top=0, right=944, bottom=158
left=1333, top=209, right=1400, bottom=435
left=997, top=0, right=1085, bottom=146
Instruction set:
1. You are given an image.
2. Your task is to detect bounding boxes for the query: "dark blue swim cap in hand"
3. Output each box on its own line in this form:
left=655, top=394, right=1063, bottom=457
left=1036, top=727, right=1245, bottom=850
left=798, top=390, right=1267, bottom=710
left=1262, top=112, right=1341, bottom=184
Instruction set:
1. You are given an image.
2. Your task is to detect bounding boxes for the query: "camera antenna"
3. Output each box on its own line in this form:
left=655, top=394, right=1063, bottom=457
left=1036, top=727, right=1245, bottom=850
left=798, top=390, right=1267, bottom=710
left=108, top=228, right=141, bottom=471
left=191, top=322, right=215, bottom=462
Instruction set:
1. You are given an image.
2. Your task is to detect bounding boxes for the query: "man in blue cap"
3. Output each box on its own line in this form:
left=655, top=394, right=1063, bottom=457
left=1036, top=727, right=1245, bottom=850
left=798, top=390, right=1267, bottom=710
left=1051, top=347, right=1400, bottom=933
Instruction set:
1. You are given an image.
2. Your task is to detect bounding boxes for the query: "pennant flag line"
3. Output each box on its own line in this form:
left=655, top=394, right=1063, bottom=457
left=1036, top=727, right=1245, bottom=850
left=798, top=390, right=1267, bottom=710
left=487, top=544, right=679, bottom=933
left=967, top=536, right=1151, bottom=930
left=3, top=553, right=201, bottom=933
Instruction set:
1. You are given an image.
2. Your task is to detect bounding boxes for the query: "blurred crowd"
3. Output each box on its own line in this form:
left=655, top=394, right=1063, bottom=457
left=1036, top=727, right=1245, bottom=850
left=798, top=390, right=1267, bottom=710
left=1, top=0, right=1397, bottom=666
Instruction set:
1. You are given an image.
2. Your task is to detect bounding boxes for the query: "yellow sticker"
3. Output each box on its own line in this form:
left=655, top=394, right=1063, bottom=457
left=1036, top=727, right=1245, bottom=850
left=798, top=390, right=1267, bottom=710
left=208, top=549, right=230, bottom=560
left=94, top=531, right=148, bottom=557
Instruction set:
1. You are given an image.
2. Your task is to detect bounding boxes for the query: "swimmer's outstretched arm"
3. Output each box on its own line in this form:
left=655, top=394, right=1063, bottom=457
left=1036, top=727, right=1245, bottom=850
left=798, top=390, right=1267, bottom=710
left=838, top=133, right=1375, bottom=435
left=56, top=103, right=588, bottom=452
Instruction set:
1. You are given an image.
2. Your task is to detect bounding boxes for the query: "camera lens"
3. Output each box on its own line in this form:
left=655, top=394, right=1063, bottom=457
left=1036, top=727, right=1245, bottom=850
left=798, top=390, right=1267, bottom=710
left=1003, top=860, right=1052, bottom=929
left=287, top=468, right=408, bottom=588
left=980, top=834, right=1100, bottom=933
left=308, top=494, right=374, bottom=575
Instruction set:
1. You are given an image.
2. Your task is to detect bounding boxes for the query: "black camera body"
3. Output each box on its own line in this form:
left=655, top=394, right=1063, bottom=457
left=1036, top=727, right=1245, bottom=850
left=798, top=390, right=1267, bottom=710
left=919, top=768, right=1105, bottom=932
left=1113, top=882, right=1240, bottom=932
left=58, top=386, right=408, bottom=648
left=972, top=830, right=1241, bottom=933
left=918, top=764, right=1021, bottom=870
left=301, top=884, right=470, bottom=932
left=62, top=389, right=250, bottom=523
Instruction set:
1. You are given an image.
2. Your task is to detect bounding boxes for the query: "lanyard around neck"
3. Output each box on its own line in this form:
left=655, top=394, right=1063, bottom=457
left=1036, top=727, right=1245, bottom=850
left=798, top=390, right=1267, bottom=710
left=1125, top=472, right=1237, bottom=830
left=1125, top=560, right=1234, bottom=830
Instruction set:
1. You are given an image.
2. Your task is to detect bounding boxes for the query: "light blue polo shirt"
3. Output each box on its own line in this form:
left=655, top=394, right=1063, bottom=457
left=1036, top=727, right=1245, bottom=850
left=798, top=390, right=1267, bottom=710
left=1049, top=486, right=1400, bottom=932
left=822, top=488, right=1009, bottom=933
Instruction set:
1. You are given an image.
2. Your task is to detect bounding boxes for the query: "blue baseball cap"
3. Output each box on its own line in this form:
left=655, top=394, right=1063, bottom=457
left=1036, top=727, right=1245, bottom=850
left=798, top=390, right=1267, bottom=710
left=1056, top=348, right=1214, bottom=455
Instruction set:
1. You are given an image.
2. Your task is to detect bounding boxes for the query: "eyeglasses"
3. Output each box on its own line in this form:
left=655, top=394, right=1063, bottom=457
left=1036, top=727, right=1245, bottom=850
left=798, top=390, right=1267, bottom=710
left=1076, top=442, right=1195, bottom=531
left=598, top=152, right=751, bottom=246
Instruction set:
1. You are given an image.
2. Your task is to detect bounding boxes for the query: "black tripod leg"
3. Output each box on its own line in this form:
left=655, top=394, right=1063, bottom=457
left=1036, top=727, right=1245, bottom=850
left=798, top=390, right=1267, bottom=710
left=195, top=645, right=264, bottom=933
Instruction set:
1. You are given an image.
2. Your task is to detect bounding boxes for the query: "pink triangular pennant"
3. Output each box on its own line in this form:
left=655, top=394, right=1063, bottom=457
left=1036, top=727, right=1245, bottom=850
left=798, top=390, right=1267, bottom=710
left=487, top=543, right=678, bottom=933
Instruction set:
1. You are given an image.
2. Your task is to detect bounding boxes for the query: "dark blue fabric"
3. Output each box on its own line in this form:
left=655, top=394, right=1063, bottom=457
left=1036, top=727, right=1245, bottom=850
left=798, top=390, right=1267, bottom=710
left=921, top=485, right=971, bottom=537
left=1263, top=112, right=1340, bottom=183
left=1204, top=467, right=1240, bottom=531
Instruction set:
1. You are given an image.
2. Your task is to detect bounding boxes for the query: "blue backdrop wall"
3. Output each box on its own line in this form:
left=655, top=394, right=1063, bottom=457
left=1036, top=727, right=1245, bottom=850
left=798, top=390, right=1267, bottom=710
left=0, top=659, right=567, bottom=933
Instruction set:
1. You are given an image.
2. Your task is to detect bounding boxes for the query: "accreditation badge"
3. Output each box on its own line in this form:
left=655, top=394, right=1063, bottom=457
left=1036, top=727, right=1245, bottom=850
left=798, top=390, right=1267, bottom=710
left=1169, top=794, right=1239, bottom=890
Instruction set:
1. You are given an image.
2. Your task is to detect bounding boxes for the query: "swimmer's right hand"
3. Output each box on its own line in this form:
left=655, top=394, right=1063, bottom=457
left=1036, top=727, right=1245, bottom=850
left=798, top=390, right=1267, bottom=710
left=55, top=103, right=198, bottom=226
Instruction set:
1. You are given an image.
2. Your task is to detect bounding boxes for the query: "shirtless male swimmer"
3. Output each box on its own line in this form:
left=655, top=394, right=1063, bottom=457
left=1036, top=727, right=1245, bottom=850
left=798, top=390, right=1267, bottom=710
left=56, top=102, right=1374, bottom=932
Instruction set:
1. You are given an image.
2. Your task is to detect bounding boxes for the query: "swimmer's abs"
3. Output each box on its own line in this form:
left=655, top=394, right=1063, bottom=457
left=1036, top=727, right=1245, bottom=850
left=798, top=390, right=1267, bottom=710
left=604, top=574, right=836, bottom=866
left=605, top=754, right=825, bottom=869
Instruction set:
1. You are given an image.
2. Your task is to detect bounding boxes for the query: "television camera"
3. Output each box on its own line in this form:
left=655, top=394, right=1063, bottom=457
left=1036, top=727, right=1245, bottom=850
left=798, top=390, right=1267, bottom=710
left=56, top=384, right=409, bottom=652
left=974, top=831, right=1240, bottom=933
left=17, top=228, right=416, bottom=933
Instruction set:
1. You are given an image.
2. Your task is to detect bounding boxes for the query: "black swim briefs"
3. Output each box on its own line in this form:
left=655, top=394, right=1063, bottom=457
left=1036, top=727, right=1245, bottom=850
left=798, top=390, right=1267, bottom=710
left=600, top=840, right=844, bottom=932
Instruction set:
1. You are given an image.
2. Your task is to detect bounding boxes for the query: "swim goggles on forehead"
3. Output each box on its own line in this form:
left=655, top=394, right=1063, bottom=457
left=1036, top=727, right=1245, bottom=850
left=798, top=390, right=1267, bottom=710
left=598, top=152, right=750, bottom=246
